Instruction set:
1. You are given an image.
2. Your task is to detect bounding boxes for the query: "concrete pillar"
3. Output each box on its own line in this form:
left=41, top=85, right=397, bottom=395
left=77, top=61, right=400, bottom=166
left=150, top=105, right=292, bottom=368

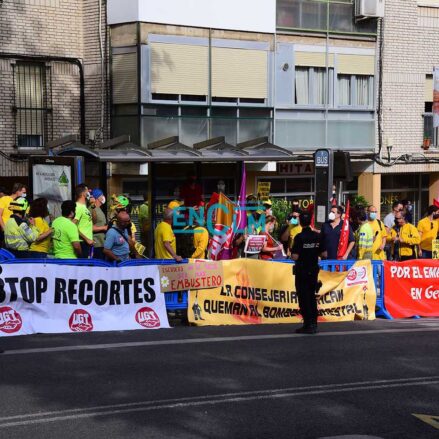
left=429, top=173, right=439, bottom=204
left=358, top=172, right=381, bottom=215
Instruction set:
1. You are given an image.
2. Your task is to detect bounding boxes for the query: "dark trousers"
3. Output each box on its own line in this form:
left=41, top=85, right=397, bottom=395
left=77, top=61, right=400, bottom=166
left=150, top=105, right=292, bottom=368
left=93, top=247, right=104, bottom=260
left=295, top=270, right=319, bottom=328
left=400, top=255, right=415, bottom=262
left=80, top=241, right=92, bottom=259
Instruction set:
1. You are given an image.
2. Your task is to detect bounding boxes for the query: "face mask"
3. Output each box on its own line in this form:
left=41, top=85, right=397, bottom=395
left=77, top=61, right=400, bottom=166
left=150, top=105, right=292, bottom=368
left=407, top=205, right=413, bottom=212
left=100, top=196, right=106, bottom=205
left=266, top=208, right=272, bottom=216
left=21, top=193, right=27, bottom=198
left=290, top=217, right=299, bottom=226
left=86, top=192, right=90, bottom=200
left=328, top=212, right=336, bottom=221
left=369, top=212, right=377, bottom=221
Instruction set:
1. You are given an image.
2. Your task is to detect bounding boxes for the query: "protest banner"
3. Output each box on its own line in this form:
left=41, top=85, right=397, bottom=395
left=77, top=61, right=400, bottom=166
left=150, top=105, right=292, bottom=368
left=244, top=235, right=266, bottom=254
left=257, top=182, right=271, bottom=201
left=188, top=259, right=376, bottom=325
left=158, top=259, right=223, bottom=293
left=432, top=239, right=439, bottom=259
left=384, top=260, right=439, bottom=318
left=0, top=264, right=169, bottom=337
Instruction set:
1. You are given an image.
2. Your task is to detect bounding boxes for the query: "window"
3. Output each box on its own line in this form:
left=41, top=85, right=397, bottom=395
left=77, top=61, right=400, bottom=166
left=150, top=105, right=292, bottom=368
left=337, top=75, right=373, bottom=107
left=14, top=63, right=51, bottom=148
left=295, top=67, right=333, bottom=106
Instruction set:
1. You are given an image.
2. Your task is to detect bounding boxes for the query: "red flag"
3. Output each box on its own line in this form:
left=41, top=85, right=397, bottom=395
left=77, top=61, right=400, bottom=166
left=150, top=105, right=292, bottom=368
left=336, top=199, right=350, bottom=260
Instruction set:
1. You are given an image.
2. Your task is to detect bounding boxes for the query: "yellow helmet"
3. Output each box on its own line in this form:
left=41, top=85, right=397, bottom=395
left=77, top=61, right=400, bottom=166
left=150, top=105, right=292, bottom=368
left=9, top=198, right=29, bottom=212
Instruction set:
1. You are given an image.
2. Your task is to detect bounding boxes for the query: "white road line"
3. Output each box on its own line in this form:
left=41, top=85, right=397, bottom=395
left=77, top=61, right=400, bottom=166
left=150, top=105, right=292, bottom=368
left=2, top=326, right=439, bottom=356
left=0, top=376, right=438, bottom=428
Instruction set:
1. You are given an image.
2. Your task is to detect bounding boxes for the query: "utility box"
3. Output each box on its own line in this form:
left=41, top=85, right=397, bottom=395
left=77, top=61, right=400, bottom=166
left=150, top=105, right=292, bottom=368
left=355, top=0, right=385, bottom=18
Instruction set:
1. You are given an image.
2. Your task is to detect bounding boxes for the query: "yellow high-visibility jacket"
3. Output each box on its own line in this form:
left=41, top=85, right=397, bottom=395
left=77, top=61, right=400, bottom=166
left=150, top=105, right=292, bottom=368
left=388, top=223, right=420, bottom=258
left=4, top=216, right=38, bottom=251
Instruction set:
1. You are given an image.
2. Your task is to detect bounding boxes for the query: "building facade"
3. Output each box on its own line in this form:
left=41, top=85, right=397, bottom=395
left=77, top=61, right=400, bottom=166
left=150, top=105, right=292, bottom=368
left=0, top=0, right=109, bottom=188
left=1, top=0, right=439, bottom=225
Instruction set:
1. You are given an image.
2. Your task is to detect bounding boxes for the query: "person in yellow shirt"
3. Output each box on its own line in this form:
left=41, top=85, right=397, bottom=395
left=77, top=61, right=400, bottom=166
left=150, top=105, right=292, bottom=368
left=280, top=210, right=302, bottom=255
left=154, top=208, right=183, bottom=261
left=367, top=205, right=387, bottom=260
left=417, top=205, right=439, bottom=259
left=28, top=198, right=53, bottom=258
left=0, top=183, right=27, bottom=232
left=388, top=212, right=421, bottom=261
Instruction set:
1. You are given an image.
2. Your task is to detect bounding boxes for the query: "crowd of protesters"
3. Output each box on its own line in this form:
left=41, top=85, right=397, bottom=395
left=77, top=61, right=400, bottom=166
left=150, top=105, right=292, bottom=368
left=0, top=182, right=144, bottom=262
left=0, top=177, right=437, bottom=263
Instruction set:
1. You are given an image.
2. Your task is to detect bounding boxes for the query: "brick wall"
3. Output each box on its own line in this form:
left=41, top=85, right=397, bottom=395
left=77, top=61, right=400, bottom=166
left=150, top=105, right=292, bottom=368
left=377, top=0, right=439, bottom=174
left=0, top=0, right=110, bottom=178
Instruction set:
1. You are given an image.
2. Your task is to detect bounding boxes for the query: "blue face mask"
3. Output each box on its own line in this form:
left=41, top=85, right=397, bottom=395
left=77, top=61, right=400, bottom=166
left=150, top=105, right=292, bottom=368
left=290, top=217, right=299, bottom=226
left=369, top=212, right=377, bottom=221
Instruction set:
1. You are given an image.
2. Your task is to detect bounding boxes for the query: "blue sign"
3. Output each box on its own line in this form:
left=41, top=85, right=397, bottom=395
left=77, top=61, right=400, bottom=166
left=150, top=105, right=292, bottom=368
left=315, top=149, right=329, bottom=168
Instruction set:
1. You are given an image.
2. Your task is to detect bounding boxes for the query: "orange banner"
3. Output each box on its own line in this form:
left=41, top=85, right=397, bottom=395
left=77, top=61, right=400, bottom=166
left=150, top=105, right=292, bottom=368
left=384, top=260, right=439, bottom=318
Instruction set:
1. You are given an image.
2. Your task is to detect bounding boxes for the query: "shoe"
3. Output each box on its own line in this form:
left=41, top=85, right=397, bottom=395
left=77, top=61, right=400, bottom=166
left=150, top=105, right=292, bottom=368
left=295, top=326, right=317, bottom=334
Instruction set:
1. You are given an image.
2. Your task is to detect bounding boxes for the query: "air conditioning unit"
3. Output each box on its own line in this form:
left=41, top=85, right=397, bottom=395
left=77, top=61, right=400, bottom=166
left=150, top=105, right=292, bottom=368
left=355, top=0, right=385, bottom=18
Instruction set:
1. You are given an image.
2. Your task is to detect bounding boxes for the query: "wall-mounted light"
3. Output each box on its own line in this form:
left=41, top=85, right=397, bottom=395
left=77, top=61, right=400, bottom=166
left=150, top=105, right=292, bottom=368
left=282, top=63, right=289, bottom=72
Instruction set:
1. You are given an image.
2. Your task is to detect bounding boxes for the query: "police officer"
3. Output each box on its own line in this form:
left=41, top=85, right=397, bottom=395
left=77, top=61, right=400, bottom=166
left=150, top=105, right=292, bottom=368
left=291, top=212, right=327, bottom=334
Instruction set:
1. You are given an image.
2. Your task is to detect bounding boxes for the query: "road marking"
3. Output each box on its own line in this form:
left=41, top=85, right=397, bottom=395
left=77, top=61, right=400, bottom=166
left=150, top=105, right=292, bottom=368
left=0, top=376, right=438, bottom=428
left=413, top=413, right=439, bottom=430
left=2, top=326, right=439, bottom=356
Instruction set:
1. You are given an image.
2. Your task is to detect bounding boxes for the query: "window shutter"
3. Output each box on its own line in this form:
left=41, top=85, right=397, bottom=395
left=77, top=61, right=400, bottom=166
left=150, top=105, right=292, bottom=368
left=425, top=76, right=433, bottom=101
left=150, top=43, right=208, bottom=96
left=212, top=47, right=268, bottom=99
left=112, top=52, right=138, bottom=104
left=337, top=54, right=375, bottom=75
left=295, top=52, right=334, bottom=68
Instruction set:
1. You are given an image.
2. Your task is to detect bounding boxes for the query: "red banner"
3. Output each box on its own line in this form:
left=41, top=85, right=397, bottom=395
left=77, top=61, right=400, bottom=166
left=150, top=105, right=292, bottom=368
left=384, top=260, right=439, bottom=318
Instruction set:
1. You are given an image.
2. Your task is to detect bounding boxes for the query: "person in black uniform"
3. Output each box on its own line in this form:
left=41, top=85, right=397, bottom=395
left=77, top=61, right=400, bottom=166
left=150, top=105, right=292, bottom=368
left=291, top=212, right=327, bottom=334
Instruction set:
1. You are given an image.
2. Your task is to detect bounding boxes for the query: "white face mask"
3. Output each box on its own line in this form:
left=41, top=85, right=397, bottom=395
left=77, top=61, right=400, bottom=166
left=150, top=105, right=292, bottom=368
left=328, top=212, right=336, bottom=221
left=100, top=196, right=106, bottom=205
left=21, top=193, right=27, bottom=198
left=266, top=208, right=273, bottom=216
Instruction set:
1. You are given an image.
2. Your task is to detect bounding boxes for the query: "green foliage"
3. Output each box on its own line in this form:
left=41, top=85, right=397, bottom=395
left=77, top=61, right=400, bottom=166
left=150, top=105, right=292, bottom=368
left=349, top=194, right=369, bottom=209
left=271, top=198, right=292, bottom=227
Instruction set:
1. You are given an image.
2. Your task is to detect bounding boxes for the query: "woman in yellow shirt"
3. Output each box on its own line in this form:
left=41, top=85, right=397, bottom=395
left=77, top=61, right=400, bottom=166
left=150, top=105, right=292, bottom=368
left=29, top=198, right=53, bottom=258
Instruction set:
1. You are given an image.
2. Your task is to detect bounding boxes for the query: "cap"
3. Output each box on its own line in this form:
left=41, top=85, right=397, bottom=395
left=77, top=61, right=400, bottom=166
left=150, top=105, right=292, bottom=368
left=9, top=198, right=29, bottom=212
left=263, top=199, right=272, bottom=207
left=92, top=188, right=103, bottom=199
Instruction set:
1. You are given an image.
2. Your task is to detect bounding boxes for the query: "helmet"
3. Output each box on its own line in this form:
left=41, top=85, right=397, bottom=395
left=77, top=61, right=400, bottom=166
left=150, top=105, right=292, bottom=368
left=111, top=195, right=130, bottom=210
left=9, top=198, right=29, bottom=212
left=168, top=200, right=182, bottom=210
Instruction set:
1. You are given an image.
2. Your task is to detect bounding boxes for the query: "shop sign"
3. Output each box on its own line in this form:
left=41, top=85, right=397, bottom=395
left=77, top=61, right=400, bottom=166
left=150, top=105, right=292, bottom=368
left=277, top=163, right=314, bottom=175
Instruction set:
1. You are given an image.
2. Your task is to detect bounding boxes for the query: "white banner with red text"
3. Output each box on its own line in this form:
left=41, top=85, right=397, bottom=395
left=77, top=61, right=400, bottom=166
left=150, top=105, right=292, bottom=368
left=0, top=264, right=169, bottom=336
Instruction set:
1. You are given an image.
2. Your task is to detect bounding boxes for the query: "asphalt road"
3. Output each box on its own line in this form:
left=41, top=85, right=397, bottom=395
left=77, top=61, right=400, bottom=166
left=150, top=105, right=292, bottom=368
left=1, top=318, right=439, bottom=439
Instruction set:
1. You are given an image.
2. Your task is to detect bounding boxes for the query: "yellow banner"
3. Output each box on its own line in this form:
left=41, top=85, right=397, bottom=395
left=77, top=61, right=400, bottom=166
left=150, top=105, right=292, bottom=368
left=189, top=259, right=376, bottom=325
